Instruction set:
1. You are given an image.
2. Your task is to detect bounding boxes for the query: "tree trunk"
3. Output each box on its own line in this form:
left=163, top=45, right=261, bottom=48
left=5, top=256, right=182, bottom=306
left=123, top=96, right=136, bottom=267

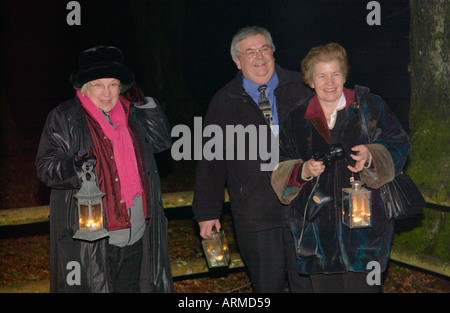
left=394, top=0, right=449, bottom=262
left=408, top=0, right=449, bottom=201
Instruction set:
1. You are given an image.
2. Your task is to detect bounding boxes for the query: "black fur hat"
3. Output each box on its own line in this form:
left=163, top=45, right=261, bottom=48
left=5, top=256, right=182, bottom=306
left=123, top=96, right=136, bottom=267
left=70, top=46, right=134, bottom=91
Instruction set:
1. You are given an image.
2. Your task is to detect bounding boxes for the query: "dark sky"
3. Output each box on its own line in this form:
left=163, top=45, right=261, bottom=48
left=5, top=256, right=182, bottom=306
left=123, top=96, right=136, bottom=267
left=1, top=0, right=411, bottom=142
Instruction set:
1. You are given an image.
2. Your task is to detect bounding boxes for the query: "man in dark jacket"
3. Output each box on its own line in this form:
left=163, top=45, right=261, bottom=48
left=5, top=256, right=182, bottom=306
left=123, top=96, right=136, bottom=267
left=36, top=46, right=173, bottom=292
left=192, top=26, right=313, bottom=292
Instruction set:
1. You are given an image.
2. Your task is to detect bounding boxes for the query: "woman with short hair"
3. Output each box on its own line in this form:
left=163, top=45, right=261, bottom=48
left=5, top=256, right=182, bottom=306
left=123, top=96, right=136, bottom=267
left=271, top=43, right=410, bottom=292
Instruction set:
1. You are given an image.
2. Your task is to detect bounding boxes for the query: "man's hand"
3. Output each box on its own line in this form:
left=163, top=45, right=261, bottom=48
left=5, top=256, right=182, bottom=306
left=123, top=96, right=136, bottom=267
left=199, top=219, right=221, bottom=239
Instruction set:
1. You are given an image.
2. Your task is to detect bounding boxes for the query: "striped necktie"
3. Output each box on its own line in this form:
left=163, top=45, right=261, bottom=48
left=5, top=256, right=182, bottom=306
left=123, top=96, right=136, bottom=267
left=257, top=85, right=273, bottom=126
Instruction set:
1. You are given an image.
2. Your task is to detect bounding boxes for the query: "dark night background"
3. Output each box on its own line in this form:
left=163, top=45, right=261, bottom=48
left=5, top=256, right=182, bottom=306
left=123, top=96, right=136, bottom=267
left=1, top=0, right=410, bottom=190
left=3, top=2, right=450, bottom=294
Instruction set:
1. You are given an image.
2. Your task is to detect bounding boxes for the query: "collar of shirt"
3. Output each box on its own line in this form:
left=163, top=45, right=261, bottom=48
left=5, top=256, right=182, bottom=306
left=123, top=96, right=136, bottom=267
left=242, top=70, right=279, bottom=106
left=327, top=92, right=346, bottom=129
left=100, top=109, right=117, bottom=129
left=242, top=71, right=280, bottom=135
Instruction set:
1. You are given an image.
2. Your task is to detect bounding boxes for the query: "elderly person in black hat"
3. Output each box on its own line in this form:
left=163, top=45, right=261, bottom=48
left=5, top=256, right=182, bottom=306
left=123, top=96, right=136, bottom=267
left=36, top=46, right=173, bottom=293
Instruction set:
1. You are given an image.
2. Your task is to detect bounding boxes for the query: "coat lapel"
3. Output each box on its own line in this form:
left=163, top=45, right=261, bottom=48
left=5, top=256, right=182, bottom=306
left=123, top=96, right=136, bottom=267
left=310, top=117, right=332, bottom=144
left=304, top=88, right=357, bottom=145
left=304, top=96, right=331, bottom=144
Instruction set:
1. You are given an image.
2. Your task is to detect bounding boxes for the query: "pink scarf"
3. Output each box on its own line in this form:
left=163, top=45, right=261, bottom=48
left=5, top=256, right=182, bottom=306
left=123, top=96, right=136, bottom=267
left=77, top=90, right=141, bottom=209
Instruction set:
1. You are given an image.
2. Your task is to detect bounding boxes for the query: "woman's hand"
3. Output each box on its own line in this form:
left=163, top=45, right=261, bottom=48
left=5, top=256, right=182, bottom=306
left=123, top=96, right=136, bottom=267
left=302, top=159, right=325, bottom=179
left=347, top=145, right=371, bottom=173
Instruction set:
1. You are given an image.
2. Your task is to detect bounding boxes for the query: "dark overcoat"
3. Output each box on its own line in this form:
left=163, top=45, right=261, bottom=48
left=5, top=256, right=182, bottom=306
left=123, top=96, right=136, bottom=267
left=192, top=64, right=313, bottom=231
left=272, top=85, right=410, bottom=274
left=36, top=96, right=173, bottom=292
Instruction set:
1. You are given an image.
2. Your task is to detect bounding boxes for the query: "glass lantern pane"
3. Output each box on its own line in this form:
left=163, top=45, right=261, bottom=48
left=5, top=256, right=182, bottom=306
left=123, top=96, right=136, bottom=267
left=203, top=240, right=225, bottom=267
left=351, top=193, right=370, bottom=227
left=90, top=203, right=103, bottom=230
left=219, top=231, right=230, bottom=263
left=78, top=204, right=90, bottom=230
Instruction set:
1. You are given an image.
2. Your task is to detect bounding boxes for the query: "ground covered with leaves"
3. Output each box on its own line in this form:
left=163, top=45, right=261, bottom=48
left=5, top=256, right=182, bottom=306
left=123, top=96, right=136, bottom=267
left=0, top=146, right=449, bottom=293
left=1, top=218, right=449, bottom=293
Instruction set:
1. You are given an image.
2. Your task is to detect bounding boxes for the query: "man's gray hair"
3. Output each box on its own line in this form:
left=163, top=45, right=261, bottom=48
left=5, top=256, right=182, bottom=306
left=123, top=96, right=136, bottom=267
left=230, top=26, right=276, bottom=61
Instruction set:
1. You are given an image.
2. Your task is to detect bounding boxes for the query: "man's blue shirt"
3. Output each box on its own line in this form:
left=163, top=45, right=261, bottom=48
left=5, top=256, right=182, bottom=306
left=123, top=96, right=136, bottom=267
left=242, top=71, right=279, bottom=136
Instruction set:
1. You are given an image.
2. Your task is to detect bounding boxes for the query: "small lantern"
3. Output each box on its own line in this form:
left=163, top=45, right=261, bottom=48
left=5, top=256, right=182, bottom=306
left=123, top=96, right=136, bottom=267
left=73, top=163, right=109, bottom=241
left=342, top=180, right=372, bottom=229
left=202, top=228, right=231, bottom=268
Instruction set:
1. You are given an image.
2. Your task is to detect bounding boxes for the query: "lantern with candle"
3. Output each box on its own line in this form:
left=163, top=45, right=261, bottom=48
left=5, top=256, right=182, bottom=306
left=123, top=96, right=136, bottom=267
left=201, top=228, right=231, bottom=268
left=73, top=163, right=109, bottom=241
left=342, top=180, right=372, bottom=229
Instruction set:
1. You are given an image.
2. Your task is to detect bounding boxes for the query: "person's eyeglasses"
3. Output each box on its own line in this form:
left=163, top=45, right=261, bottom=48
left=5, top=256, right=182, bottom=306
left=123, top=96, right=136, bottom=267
left=89, top=82, right=121, bottom=92
left=240, top=46, right=272, bottom=58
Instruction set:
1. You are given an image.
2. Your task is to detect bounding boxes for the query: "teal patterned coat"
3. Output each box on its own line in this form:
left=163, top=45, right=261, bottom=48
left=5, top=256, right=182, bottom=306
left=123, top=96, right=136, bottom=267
left=272, top=85, right=410, bottom=274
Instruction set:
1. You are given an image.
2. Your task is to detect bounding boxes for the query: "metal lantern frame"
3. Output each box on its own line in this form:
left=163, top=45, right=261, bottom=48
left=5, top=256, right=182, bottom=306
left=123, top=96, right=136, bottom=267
left=201, top=228, right=231, bottom=268
left=342, top=180, right=372, bottom=229
left=72, top=163, right=109, bottom=241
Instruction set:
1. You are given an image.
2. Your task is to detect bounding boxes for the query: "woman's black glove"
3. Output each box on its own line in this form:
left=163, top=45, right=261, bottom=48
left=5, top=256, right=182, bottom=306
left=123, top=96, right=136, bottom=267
left=74, top=148, right=96, bottom=172
left=120, top=83, right=147, bottom=106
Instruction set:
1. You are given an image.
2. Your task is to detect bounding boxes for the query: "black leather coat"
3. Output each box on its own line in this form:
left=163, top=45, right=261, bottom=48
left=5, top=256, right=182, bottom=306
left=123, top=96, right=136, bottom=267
left=36, top=96, right=173, bottom=292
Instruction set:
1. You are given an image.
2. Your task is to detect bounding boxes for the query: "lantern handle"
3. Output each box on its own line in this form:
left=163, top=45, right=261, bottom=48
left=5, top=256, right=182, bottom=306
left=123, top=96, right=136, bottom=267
left=350, top=180, right=364, bottom=190
left=81, top=162, right=96, bottom=182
